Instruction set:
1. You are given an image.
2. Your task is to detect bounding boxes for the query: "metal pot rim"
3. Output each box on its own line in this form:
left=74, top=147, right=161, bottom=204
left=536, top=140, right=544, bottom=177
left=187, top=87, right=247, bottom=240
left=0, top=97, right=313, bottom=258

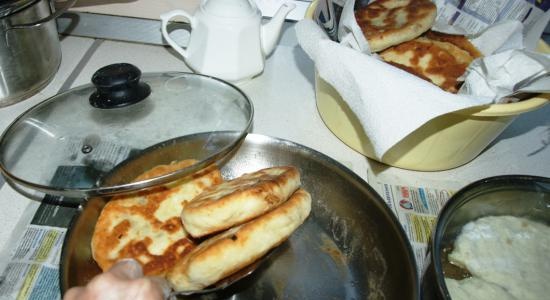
left=428, top=174, right=550, bottom=299
left=0, top=0, right=40, bottom=18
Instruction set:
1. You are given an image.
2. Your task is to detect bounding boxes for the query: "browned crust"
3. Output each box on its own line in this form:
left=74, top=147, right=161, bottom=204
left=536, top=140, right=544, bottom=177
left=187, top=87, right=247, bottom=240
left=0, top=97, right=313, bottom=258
left=185, top=166, right=299, bottom=210
left=168, top=189, right=312, bottom=290
left=181, top=166, right=301, bottom=237
left=194, top=189, right=311, bottom=269
left=385, top=60, right=433, bottom=83
left=91, top=160, right=222, bottom=276
left=355, top=0, right=437, bottom=52
left=380, top=37, right=477, bottom=93
left=132, top=160, right=197, bottom=181
left=92, top=205, right=196, bottom=275
left=424, top=30, right=482, bottom=59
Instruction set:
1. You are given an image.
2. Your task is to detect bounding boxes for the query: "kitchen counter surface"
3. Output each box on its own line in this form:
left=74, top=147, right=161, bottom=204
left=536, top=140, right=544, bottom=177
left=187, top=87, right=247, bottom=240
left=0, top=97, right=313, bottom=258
left=0, top=10, right=549, bottom=294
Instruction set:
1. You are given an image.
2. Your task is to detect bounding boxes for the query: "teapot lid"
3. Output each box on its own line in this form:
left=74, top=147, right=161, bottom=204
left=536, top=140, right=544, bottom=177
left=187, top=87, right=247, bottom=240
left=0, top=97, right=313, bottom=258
left=202, top=0, right=259, bottom=18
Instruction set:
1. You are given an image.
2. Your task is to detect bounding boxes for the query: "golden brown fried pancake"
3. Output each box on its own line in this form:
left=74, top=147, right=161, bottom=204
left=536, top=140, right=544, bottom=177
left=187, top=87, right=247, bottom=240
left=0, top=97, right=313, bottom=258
left=379, top=37, right=476, bottom=92
left=181, top=166, right=301, bottom=238
left=91, top=160, right=223, bottom=276
left=168, top=188, right=312, bottom=291
left=355, top=0, right=437, bottom=52
left=424, top=30, right=482, bottom=59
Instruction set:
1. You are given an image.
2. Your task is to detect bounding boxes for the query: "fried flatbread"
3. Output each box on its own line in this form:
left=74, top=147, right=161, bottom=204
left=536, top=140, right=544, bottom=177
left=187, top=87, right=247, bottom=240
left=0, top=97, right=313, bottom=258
left=181, top=166, right=301, bottom=238
left=91, top=160, right=223, bottom=276
left=168, top=188, right=312, bottom=291
left=379, top=37, right=475, bottom=92
left=424, top=30, right=482, bottom=59
left=355, top=0, right=437, bottom=52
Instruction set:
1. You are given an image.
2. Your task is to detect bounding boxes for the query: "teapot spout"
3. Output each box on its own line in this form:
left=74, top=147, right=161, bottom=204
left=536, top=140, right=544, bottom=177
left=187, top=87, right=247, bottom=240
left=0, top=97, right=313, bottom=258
left=261, top=2, right=296, bottom=56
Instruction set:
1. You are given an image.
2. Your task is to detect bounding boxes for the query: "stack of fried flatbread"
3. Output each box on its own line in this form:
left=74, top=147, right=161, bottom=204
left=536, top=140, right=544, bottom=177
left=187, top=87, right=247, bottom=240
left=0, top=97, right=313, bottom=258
left=355, top=0, right=481, bottom=93
left=91, top=159, right=222, bottom=276
left=91, top=163, right=311, bottom=292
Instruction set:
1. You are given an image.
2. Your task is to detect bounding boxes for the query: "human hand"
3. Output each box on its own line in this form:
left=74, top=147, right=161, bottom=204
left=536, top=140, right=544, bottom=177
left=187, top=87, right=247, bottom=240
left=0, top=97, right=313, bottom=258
left=63, top=259, right=171, bottom=300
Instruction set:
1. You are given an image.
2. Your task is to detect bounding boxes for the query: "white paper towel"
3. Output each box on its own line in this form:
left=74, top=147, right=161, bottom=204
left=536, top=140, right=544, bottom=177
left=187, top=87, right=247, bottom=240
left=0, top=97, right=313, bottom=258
left=461, top=49, right=550, bottom=100
left=296, top=1, right=550, bottom=160
left=296, top=20, right=496, bottom=159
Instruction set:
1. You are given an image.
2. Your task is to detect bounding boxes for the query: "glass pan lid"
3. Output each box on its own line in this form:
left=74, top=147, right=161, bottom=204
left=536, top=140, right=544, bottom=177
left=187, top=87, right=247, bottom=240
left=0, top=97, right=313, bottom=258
left=0, top=64, right=253, bottom=198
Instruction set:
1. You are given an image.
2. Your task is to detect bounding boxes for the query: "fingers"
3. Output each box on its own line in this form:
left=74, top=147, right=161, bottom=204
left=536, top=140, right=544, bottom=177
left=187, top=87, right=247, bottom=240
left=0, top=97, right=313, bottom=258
left=62, top=259, right=170, bottom=300
left=107, top=259, right=144, bottom=280
left=129, top=277, right=170, bottom=300
left=149, top=276, right=172, bottom=299
left=63, top=286, right=85, bottom=300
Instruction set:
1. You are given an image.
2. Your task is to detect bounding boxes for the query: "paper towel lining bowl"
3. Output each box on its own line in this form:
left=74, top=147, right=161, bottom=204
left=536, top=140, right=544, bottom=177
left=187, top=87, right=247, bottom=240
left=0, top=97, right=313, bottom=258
left=306, top=1, right=549, bottom=171
left=315, top=74, right=548, bottom=171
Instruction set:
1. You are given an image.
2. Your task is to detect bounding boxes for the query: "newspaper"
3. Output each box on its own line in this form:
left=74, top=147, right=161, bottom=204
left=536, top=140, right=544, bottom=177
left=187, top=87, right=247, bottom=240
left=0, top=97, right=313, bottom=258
left=0, top=140, right=132, bottom=300
left=315, top=0, right=550, bottom=46
left=367, top=173, right=466, bottom=275
left=0, top=197, right=78, bottom=300
left=433, top=0, right=550, bottom=43
left=0, top=225, right=68, bottom=300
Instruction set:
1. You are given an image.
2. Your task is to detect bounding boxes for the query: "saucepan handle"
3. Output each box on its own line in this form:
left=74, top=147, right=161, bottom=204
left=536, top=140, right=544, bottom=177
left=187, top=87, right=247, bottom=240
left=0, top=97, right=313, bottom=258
left=160, top=9, right=196, bottom=59
left=9, top=0, right=78, bottom=30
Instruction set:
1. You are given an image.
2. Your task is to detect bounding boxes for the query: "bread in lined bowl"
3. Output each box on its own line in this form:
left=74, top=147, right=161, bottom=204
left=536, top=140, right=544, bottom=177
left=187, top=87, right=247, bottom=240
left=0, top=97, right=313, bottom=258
left=379, top=32, right=481, bottom=93
left=355, top=0, right=437, bottom=52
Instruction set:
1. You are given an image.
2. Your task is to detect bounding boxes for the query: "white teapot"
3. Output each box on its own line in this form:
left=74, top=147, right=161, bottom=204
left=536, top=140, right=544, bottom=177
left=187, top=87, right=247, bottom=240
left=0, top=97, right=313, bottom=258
left=160, top=0, right=295, bottom=82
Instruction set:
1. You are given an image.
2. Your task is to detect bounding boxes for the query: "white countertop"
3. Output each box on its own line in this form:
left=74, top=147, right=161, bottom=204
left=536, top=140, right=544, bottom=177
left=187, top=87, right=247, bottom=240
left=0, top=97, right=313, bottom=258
left=68, top=0, right=312, bottom=21
left=0, top=18, right=549, bottom=274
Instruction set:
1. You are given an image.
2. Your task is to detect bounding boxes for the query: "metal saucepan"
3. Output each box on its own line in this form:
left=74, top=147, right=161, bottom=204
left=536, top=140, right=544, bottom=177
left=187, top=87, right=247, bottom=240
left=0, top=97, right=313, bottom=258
left=0, top=0, right=76, bottom=107
left=421, top=175, right=550, bottom=299
left=61, top=133, right=420, bottom=299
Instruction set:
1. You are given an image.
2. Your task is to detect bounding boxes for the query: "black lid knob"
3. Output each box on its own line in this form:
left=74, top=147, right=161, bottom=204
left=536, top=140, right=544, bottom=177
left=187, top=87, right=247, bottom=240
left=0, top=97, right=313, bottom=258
left=89, top=63, right=151, bottom=109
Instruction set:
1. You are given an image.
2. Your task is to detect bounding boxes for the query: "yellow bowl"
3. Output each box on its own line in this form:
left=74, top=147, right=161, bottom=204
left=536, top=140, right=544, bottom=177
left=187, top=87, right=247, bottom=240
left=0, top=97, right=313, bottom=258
left=306, top=1, right=550, bottom=171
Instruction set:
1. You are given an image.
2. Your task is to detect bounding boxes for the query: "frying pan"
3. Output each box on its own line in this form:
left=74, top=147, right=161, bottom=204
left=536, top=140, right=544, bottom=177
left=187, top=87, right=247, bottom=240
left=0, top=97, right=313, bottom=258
left=60, top=133, right=419, bottom=299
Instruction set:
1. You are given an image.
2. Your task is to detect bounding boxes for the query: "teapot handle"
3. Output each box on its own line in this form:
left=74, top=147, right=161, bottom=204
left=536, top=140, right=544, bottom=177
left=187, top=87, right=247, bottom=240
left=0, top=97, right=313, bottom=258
left=160, top=10, right=196, bottom=59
